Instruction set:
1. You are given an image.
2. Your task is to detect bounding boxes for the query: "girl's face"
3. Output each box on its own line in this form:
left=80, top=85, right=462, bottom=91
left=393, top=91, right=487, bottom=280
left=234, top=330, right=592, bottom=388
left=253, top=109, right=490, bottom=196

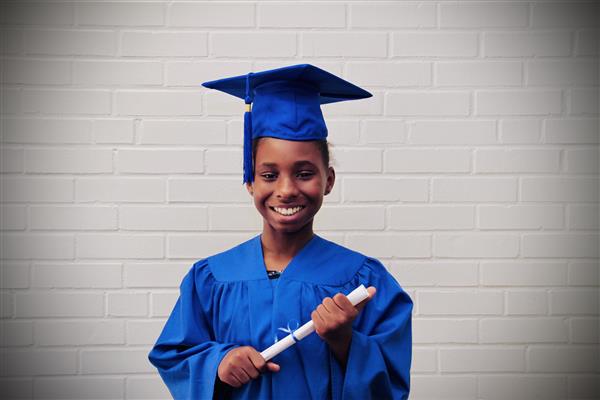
left=247, top=138, right=335, bottom=234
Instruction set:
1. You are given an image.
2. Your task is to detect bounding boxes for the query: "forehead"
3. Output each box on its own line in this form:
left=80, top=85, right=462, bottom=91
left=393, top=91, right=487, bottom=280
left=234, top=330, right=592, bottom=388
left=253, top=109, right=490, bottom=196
left=255, top=137, right=322, bottom=164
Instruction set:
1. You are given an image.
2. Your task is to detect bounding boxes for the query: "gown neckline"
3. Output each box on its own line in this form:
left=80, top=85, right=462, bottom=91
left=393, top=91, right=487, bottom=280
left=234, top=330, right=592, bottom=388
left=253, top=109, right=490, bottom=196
left=256, top=233, right=321, bottom=281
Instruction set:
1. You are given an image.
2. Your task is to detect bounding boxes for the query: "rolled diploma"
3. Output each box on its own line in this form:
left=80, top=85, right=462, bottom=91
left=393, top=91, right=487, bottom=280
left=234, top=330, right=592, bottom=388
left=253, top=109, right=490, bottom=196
left=260, top=284, right=370, bottom=362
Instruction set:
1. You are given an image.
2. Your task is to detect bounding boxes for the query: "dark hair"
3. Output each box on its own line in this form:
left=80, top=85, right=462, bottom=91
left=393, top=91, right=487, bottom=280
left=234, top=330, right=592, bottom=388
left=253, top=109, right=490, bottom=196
left=251, top=137, right=331, bottom=174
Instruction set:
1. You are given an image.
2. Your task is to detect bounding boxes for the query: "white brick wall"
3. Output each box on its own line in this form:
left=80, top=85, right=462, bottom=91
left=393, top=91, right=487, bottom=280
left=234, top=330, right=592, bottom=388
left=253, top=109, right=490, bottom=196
left=0, top=1, right=597, bottom=399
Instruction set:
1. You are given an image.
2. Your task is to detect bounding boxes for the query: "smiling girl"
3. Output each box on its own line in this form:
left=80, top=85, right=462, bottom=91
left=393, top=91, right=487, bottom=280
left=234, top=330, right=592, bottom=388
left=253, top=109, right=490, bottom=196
left=149, top=64, right=412, bottom=400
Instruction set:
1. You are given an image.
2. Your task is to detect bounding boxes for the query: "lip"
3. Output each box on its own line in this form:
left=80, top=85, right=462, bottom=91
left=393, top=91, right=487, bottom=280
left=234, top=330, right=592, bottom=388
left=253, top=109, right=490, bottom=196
left=269, top=205, right=305, bottom=217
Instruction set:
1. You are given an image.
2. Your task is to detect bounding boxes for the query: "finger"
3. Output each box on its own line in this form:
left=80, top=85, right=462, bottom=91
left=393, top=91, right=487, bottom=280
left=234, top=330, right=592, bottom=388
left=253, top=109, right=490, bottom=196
left=321, top=297, right=335, bottom=313
left=333, top=293, right=357, bottom=316
left=265, top=362, right=280, bottom=373
left=240, top=359, right=259, bottom=380
left=225, top=372, right=243, bottom=388
left=231, top=365, right=251, bottom=385
left=247, top=351, right=266, bottom=376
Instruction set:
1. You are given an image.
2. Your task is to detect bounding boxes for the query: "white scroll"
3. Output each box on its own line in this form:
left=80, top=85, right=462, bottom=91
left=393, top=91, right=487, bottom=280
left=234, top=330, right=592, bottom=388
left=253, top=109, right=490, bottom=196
left=260, top=284, right=370, bottom=362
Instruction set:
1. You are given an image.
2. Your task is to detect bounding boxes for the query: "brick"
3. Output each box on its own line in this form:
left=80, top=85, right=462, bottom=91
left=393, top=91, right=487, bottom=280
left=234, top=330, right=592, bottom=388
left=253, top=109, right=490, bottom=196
left=393, top=32, right=478, bottom=57
left=500, top=119, right=541, bottom=144
left=385, top=149, right=470, bottom=173
left=390, top=262, right=478, bottom=287
left=479, top=205, right=564, bottom=229
left=478, top=376, right=567, bottom=400
left=568, top=376, right=600, bottom=399
left=435, top=233, right=519, bottom=258
left=323, top=92, right=383, bottom=116
left=167, top=233, right=253, bottom=259
left=1, top=148, right=23, bottom=173
left=2, top=177, right=73, bottom=203
left=440, top=347, right=525, bottom=372
left=410, top=120, right=497, bottom=145
left=532, top=2, right=599, bottom=28
left=169, top=178, right=248, bottom=203
left=344, top=177, right=429, bottom=202
left=127, top=319, right=164, bottom=345
left=529, top=346, right=598, bottom=372
left=33, top=377, right=124, bottom=400
left=25, top=149, right=113, bottom=174
left=315, top=206, right=384, bottom=231
left=122, top=31, right=207, bottom=56
left=576, top=29, right=599, bottom=56
left=411, top=376, right=476, bottom=399
left=413, top=318, right=477, bottom=344
left=2, top=30, right=23, bottom=54
left=570, top=89, right=598, bottom=115
left=412, top=347, right=437, bottom=373
left=565, top=149, right=599, bottom=174
left=2, top=234, right=74, bottom=260
left=108, top=292, right=148, bottom=317
left=481, top=318, right=567, bottom=343
left=213, top=32, right=296, bottom=57
left=35, top=320, right=124, bottom=346
left=389, top=206, right=474, bottom=230
left=73, top=61, right=163, bottom=85
left=77, top=234, right=164, bottom=259
left=204, top=90, right=240, bottom=116
left=569, top=204, right=599, bottom=230
left=506, top=291, right=549, bottom=315
left=436, top=61, right=521, bottom=87
left=351, top=3, right=435, bottom=28
left=550, top=289, right=599, bottom=315
left=120, top=206, right=208, bottom=231
left=141, top=120, right=226, bottom=145
left=115, top=90, right=203, bottom=116
left=204, top=149, right=242, bottom=174
left=2, top=2, right=74, bottom=25
left=1, top=292, right=14, bottom=318
left=1, top=321, right=33, bottom=346
left=528, top=60, right=598, bottom=86
left=484, top=31, right=571, bottom=57
left=127, top=376, right=170, bottom=399
left=81, top=350, right=155, bottom=374
left=167, top=61, right=251, bottom=87
left=125, top=263, right=189, bottom=288
left=23, top=89, right=111, bottom=115
left=15, top=292, right=103, bottom=318
left=93, top=119, right=134, bottom=144
left=2, top=350, right=77, bottom=376
left=361, top=120, right=406, bottom=144
left=387, top=91, right=470, bottom=116
left=477, top=90, right=561, bottom=116
left=77, top=2, right=164, bottom=26
left=523, top=233, right=599, bottom=258
left=171, top=2, right=253, bottom=27
left=433, top=177, right=517, bottom=202
left=332, top=148, right=381, bottom=173
left=303, top=32, right=387, bottom=57
left=260, top=3, right=344, bottom=28
left=546, top=119, right=599, bottom=144
left=571, top=318, right=599, bottom=344
left=24, top=29, right=116, bottom=56
left=348, top=62, right=430, bottom=87
left=346, top=234, right=430, bottom=258
left=32, top=263, right=121, bottom=288
left=151, top=292, right=179, bottom=317
left=2, top=58, right=71, bottom=85
left=117, top=149, right=204, bottom=174
left=2, top=118, right=92, bottom=144
left=76, top=177, right=165, bottom=203
left=208, top=206, right=263, bottom=231
left=481, top=262, right=567, bottom=286
left=1, top=88, right=21, bottom=114
left=568, top=261, right=599, bottom=286
left=440, top=2, right=528, bottom=28
left=0, top=263, right=29, bottom=289
left=522, top=177, right=599, bottom=202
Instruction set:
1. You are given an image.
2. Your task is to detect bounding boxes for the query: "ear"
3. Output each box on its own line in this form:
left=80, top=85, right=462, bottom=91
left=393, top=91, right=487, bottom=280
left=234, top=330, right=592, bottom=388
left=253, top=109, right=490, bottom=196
left=324, top=167, right=335, bottom=196
left=245, top=182, right=254, bottom=196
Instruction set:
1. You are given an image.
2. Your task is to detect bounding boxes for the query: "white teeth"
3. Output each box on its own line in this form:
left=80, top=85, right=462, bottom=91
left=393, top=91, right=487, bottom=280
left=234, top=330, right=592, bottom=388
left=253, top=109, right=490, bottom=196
left=273, top=206, right=303, bottom=216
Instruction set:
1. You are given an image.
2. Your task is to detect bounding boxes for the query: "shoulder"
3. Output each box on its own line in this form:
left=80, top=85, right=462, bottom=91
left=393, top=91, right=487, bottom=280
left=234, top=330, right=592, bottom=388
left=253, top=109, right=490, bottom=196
left=202, top=235, right=262, bottom=281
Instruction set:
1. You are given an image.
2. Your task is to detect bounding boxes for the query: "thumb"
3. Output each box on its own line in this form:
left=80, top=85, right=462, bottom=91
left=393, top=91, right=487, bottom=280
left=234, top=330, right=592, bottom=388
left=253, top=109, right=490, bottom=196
left=265, top=362, right=280, bottom=373
left=356, top=286, right=377, bottom=312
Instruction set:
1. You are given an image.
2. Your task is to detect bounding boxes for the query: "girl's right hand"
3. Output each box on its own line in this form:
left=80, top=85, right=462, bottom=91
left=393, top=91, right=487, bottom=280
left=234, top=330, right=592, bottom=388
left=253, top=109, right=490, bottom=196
left=217, top=346, right=280, bottom=388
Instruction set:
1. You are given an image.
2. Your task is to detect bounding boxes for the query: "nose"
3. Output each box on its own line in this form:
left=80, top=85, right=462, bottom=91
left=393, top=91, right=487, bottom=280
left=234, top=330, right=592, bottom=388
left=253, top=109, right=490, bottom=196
left=276, top=175, right=299, bottom=199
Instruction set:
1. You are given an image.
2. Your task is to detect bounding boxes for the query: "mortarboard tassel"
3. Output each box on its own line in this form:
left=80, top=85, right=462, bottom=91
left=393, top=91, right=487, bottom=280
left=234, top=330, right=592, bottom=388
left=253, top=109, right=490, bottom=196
left=243, top=72, right=254, bottom=184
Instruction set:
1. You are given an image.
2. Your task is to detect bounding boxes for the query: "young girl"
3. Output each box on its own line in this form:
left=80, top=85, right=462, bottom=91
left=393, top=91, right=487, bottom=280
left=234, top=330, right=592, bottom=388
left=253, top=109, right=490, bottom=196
left=148, top=64, right=412, bottom=399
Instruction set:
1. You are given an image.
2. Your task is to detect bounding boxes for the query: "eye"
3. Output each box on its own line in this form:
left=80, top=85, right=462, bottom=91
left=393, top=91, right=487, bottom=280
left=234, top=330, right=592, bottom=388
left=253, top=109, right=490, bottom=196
left=260, top=172, right=277, bottom=181
left=297, top=171, right=315, bottom=179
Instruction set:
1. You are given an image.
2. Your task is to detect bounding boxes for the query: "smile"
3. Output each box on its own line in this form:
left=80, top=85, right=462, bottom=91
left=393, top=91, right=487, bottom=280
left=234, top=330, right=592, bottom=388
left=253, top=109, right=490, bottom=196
left=270, top=206, right=305, bottom=216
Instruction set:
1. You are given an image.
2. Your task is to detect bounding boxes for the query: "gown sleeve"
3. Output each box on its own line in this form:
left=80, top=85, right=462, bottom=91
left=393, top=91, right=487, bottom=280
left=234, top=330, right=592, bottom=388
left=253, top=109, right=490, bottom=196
left=330, top=257, right=413, bottom=400
left=148, top=260, right=238, bottom=400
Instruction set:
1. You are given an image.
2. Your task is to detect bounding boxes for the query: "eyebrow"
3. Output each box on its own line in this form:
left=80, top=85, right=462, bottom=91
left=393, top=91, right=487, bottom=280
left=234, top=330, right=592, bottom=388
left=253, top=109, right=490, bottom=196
left=259, top=160, right=316, bottom=167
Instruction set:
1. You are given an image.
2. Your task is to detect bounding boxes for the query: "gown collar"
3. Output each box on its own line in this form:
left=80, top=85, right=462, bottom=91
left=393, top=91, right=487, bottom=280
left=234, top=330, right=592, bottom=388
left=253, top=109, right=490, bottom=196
left=255, top=233, right=322, bottom=281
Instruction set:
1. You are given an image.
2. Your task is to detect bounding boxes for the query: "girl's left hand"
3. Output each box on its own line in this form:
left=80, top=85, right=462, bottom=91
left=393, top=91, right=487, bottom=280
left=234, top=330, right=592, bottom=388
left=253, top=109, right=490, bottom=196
left=311, top=287, right=377, bottom=350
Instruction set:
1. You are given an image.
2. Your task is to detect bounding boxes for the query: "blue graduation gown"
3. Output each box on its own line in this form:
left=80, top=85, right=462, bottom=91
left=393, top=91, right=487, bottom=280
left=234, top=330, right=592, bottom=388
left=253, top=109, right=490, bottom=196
left=148, top=234, right=412, bottom=399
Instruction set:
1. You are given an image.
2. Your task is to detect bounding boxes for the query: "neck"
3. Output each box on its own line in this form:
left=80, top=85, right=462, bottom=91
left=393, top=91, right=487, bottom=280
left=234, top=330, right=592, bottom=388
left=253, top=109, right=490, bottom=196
left=260, top=222, right=315, bottom=260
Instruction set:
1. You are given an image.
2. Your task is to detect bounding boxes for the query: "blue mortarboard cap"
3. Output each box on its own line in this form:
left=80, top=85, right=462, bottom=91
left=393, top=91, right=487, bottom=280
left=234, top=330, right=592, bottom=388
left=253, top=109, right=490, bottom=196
left=202, top=64, right=372, bottom=184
